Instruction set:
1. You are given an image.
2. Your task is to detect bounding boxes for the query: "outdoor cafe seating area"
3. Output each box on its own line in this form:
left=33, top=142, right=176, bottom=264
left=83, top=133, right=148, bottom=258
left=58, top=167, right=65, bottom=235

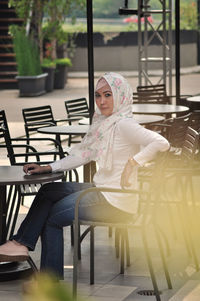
left=1, top=78, right=200, bottom=301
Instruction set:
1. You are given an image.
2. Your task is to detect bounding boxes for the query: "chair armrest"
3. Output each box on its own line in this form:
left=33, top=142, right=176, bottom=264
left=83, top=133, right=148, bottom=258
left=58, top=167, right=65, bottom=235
left=11, top=137, right=63, bottom=150
left=9, top=149, right=65, bottom=164
left=54, top=117, right=82, bottom=123
left=24, top=121, right=56, bottom=127
left=74, top=186, right=149, bottom=220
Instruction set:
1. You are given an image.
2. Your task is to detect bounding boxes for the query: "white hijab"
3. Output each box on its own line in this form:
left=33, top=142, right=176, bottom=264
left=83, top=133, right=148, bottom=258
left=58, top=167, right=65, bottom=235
left=70, top=72, right=133, bottom=170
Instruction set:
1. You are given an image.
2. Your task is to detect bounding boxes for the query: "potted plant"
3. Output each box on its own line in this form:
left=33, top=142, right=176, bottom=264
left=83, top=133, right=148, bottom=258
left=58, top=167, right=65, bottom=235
left=54, top=57, right=72, bottom=89
left=41, top=55, right=56, bottom=93
left=11, top=26, right=47, bottom=97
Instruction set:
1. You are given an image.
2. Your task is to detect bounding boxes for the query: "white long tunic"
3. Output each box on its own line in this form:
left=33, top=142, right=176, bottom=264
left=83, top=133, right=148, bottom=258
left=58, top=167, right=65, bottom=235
left=50, top=118, right=169, bottom=213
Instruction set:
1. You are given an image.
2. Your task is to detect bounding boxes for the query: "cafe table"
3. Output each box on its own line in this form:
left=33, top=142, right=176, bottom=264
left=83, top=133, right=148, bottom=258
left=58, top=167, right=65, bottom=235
left=132, top=103, right=189, bottom=117
left=38, top=124, right=89, bottom=136
left=186, top=95, right=200, bottom=110
left=78, top=115, right=165, bottom=126
left=186, top=95, right=200, bottom=103
left=0, top=165, right=64, bottom=281
left=37, top=114, right=166, bottom=137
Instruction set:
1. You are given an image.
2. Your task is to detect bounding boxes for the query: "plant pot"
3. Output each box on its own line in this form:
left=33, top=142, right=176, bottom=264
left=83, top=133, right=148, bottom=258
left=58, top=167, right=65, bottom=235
left=54, top=65, right=68, bottom=89
left=42, top=67, right=55, bottom=92
left=16, top=73, right=48, bottom=97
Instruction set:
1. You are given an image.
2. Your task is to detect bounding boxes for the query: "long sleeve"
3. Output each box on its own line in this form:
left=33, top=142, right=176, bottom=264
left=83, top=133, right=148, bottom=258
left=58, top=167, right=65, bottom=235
left=118, top=119, right=170, bottom=166
left=49, top=154, right=90, bottom=173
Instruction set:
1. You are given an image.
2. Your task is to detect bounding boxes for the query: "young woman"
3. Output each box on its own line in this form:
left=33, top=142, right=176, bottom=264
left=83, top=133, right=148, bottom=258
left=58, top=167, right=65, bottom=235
left=0, top=72, right=169, bottom=279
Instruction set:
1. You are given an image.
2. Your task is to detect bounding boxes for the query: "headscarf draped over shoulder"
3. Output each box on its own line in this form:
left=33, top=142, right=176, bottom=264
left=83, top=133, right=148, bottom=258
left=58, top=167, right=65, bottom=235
left=69, top=72, right=133, bottom=170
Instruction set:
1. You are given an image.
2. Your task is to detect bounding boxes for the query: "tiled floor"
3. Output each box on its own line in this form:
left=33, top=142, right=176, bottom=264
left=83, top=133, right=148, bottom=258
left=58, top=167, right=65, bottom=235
left=1, top=70, right=200, bottom=300
left=1, top=203, right=200, bottom=301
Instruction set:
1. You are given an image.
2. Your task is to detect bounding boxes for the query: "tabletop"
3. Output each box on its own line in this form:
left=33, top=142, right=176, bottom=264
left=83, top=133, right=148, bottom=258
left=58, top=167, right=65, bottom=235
left=38, top=125, right=89, bottom=135
left=0, top=166, right=64, bottom=186
left=186, top=96, right=200, bottom=102
left=132, top=104, right=189, bottom=114
left=78, top=115, right=165, bottom=125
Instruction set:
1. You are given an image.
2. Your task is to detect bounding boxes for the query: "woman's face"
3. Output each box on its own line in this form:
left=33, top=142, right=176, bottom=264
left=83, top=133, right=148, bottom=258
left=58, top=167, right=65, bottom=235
left=95, top=83, right=114, bottom=116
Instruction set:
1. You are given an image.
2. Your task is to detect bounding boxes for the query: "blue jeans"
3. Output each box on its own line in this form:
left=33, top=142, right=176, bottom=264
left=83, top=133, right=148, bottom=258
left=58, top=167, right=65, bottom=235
left=12, top=182, right=131, bottom=279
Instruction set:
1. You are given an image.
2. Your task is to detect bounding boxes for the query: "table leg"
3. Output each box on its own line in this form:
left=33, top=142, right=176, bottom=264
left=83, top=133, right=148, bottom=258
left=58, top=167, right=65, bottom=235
left=84, top=161, right=96, bottom=183
left=0, top=185, right=7, bottom=244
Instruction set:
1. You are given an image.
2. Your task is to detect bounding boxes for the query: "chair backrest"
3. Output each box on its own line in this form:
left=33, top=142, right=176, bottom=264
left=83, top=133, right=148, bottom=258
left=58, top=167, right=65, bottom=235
left=64, top=98, right=89, bottom=123
left=133, top=84, right=171, bottom=104
left=137, top=84, right=167, bottom=96
left=162, top=113, right=191, bottom=148
left=189, top=110, right=200, bottom=132
left=0, top=109, right=66, bottom=167
left=0, top=110, right=16, bottom=164
left=181, top=126, right=199, bottom=162
left=22, top=105, right=56, bottom=138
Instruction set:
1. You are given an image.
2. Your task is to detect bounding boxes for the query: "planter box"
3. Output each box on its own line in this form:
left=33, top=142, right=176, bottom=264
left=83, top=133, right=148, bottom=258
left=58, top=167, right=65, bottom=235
left=42, top=67, right=55, bottom=92
left=16, top=73, right=48, bottom=97
left=54, top=65, right=68, bottom=89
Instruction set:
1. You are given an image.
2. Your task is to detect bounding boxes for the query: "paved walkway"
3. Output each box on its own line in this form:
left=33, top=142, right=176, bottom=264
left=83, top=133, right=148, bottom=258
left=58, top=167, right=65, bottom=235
left=1, top=70, right=200, bottom=300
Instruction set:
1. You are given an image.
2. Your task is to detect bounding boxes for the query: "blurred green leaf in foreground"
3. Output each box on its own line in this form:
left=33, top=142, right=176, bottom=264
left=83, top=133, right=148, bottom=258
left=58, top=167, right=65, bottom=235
left=23, top=273, right=86, bottom=301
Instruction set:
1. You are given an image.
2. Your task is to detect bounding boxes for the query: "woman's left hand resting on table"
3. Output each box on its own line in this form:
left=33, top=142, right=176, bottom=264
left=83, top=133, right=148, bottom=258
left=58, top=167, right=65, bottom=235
left=23, top=163, right=52, bottom=175
left=120, top=158, right=137, bottom=188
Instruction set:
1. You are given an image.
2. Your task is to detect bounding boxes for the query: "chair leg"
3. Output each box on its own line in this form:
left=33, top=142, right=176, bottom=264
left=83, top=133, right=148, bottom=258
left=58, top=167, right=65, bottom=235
left=154, top=225, right=172, bottom=289
left=70, top=224, right=74, bottom=246
left=73, top=221, right=79, bottom=298
left=115, top=228, right=120, bottom=258
left=78, top=225, right=81, bottom=260
left=142, top=228, right=161, bottom=301
left=120, top=231, right=125, bottom=274
left=108, top=227, right=112, bottom=237
left=124, top=228, right=130, bottom=267
left=90, top=226, right=95, bottom=285
left=27, top=256, right=38, bottom=273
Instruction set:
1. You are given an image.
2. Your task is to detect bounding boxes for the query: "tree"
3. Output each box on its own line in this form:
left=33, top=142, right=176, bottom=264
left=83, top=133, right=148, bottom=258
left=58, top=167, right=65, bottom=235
left=43, top=0, right=85, bottom=60
left=9, top=0, right=85, bottom=61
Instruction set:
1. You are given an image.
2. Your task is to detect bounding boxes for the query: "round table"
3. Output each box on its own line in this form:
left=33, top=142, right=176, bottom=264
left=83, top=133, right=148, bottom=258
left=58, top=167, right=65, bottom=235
left=38, top=126, right=90, bottom=181
left=0, top=166, right=64, bottom=281
left=132, top=104, right=189, bottom=115
left=186, top=96, right=200, bottom=111
left=186, top=96, right=200, bottom=103
left=38, top=125, right=89, bottom=136
left=78, top=115, right=165, bottom=126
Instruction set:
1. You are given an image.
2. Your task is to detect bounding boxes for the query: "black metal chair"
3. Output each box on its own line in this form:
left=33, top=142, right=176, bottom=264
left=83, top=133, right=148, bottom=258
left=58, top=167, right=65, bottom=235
left=0, top=109, right=78, bottom=245
left=64, top=98, right=90, bottom=146
left=22, top=105, right=71, bottom=158
left=133, top=84, right=171, bottom=104
left=154, top=112, right=192, bottom=149
left=0, top=109, right=71, bottom=201
left=157, top=127, right=200, bottom=271
left=189, top=110, right=200, bottom=131
left=72, top=153, right=173, bottom=301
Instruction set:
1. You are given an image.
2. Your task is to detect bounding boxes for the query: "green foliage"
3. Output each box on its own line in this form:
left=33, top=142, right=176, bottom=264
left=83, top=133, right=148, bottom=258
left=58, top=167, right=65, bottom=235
left=54, top=58, right=72, bottom=67
left=9, top=0, right=85, bottom=61
left=11, top=26, right=42, bottom=76
left=43, top=24, right=69, bottom=47
left=41, top=58, right=56, bottom=68
left=43, top=0, right=85, bottom=40
left=180, top=1, right=198, bottom=30
left=23, top=273, right=85, bottom=301
left=93, top=0, right=122, bottom=18
left=9, top=0, right=33, bottom=23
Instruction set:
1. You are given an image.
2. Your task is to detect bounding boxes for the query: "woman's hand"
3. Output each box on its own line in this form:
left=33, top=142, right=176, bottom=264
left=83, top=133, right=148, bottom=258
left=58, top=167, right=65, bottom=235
left=23, top=163, right=52, bottom=175
left=120, top=158, right=137, bottom=188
